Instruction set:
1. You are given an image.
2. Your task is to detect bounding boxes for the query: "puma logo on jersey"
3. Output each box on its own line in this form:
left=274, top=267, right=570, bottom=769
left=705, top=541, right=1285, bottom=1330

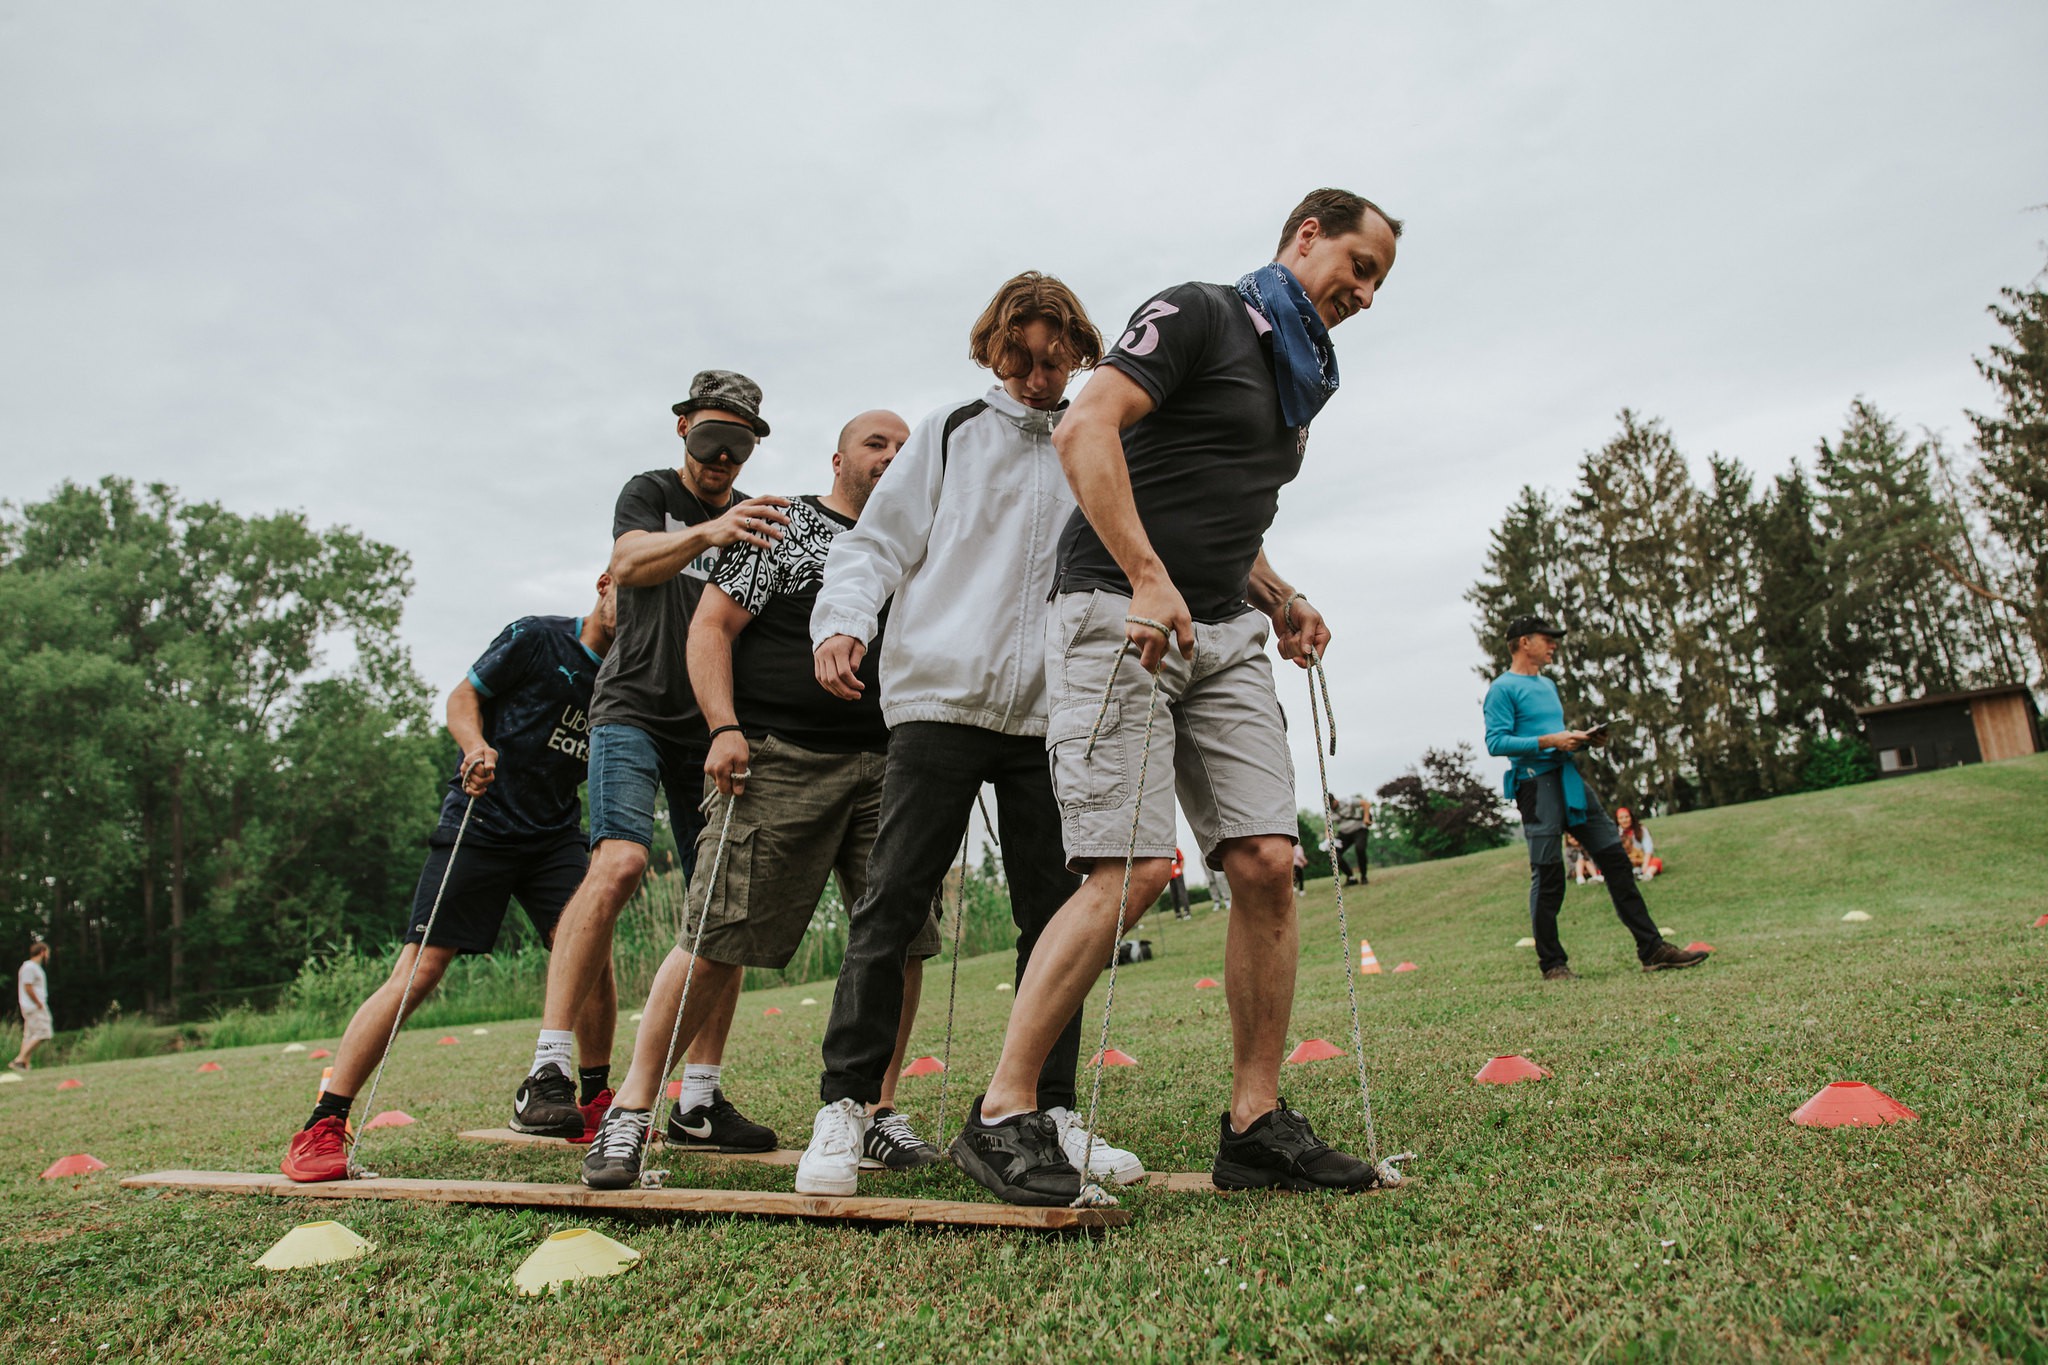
left=558, top=665, right=581, bottom=686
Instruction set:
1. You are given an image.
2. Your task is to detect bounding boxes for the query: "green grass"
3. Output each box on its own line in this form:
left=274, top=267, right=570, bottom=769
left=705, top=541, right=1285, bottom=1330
left=3, top=756, right=2045, bottom=1363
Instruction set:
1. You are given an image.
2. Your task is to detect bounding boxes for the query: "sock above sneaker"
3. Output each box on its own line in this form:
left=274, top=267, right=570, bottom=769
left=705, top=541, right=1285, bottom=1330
left=678, top=1063, right=721, bottom=1112
left=578, top=1065, right=611, bottom=1106
left=530, top=1030, right=573, bottom=1079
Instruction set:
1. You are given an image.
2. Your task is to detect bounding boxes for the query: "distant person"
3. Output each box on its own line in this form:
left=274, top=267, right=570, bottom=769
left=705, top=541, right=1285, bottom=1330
left=12, top=941, right=52, bottom=1072
left=282, top=577, right=619, bottom=1182
left=1483, top=615, right=1707, bottom=982
left=1168, top=847, right=1192, bottom=920
left=1617, top=807, right=1662, bottom=879
left=1331, top=791, right=1370, bottom=885
left=1566, top=832, right=1600, bottom=884
left=1291, top=843, right=1307, bottom=894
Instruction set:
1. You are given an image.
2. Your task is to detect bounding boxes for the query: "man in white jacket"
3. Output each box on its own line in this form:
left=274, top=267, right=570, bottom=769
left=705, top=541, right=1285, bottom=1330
left=795, top=272, right=1145, bottom=1196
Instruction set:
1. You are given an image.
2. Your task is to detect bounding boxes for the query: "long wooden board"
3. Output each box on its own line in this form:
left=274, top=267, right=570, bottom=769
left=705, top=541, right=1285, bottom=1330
left=121, top=1169, right=1128, bottom=1230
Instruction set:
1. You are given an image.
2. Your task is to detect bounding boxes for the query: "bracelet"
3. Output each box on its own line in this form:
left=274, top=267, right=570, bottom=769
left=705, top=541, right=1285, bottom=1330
left=706, top=724, right=745, bottom=742
left=1282, top=592, right=1309, bottom=631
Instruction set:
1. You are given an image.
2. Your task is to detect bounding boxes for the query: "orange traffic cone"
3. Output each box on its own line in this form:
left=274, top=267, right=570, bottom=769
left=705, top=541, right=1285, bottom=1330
left=900, top=1056, right=944, bottom=1077
left=41, top=1153, right=107, bottom=1179
left=1285, top=1038, right=1345, bottom=1063
left=1789, top=1081, right=1917, bottom=1127
left=1475, top=1055, right=1551, bottom=1084
left=1358, top=941, right=1382, bottom=974
left=1090, top=1048, right=1138, bottom=1066
left=316, top=1066, right=334, bottom=1100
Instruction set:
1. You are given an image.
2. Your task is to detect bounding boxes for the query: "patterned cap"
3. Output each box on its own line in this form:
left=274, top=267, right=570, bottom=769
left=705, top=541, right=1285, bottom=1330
left=672, top=369, right=770, bottom=436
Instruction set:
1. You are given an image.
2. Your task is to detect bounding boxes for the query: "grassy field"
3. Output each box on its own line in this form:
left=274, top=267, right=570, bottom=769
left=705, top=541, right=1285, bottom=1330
left=3, top=756, right=2044, bottom=1363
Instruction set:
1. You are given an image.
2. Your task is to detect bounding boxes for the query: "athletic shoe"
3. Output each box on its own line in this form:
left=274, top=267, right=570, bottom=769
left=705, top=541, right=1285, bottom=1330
left=1642, top=943, right=1710, bottom=972
left=581, top=1107, right=650, bottom=1190
left=795, top=1098, right=868, bottom=1196
left=948, top=1096, right=1081, bottom=1207
left=1542, top=966, right=1577, bottom=982
left=570, top=1087, right=615, bottom=1145
left=8, top=1060, right=28, bottom=1074
left=1046, top=1105, right=1145, bottom=1185
left=1211, top=1101, right=1378, bottom=1193
left=281, top=1116, right=349, bottom=1183
left=510, top=1065, right=583, bottom=1138
left=860, top=1107, right=942, bottom=1171
left=664, top=1088, right=777, bottom=1152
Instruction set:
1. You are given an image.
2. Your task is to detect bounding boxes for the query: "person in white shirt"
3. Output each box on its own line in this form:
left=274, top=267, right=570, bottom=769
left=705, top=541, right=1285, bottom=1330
left=12, top=941, right=52, bottom=1072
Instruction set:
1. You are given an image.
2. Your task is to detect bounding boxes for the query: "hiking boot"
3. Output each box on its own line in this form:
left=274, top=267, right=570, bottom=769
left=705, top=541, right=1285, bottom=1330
left=1542, top=965, right=1577, bottom=982
left=860, top=1106, right=942, bottom=1171
left=571, top=1087, right=614, bottom=1145
left=1642, top=942, right=1710, bottom=972
left=510, top=1065, right=583, bottom=1137
left=1211, top=1101, right=1377, bottom=1193
left=948, top=1096, right=1082, bottom=1207
left=795, top=1098, right=868, bottom=1196
left=581, top=1107, right=650, bottom=1190
left=281, top=1115, right=350, bottom=1183
left=1047, top=1105, right=1146, bottom=1185
left=666, top=1088, right=776, bottom=1152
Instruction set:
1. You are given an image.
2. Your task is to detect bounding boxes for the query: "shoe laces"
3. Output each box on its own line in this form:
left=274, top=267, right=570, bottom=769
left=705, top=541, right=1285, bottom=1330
left=813, top=1100, right=865, bottom=1157
left=871, top=1110, right=930, bottom=1152
left=306, top=1118, right=346, bottom=1155
left=592, top=1111, right=648, bottom=1160
left=704, top=1089, right=749, bottom=1124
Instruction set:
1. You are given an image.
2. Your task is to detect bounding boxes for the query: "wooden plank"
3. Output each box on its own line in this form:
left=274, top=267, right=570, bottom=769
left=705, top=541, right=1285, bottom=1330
left=457, top=1128, right=803, bottom=1166
left=121, top=1169, right=1128, bottom=1230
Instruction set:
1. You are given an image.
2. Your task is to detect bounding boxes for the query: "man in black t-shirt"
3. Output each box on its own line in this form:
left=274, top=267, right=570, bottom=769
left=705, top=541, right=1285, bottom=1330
left=581, top=410, right=949, bottom=1188
left=953, top=189, right=1408, bottom=1205
left=281, top=577, right=617, bottom=1183
left=510, top=369, right=797, bottom=1141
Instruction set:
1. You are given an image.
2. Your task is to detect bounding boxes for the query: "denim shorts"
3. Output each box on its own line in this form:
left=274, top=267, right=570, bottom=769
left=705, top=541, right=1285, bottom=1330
left=586, top=722, right=709, bottom=881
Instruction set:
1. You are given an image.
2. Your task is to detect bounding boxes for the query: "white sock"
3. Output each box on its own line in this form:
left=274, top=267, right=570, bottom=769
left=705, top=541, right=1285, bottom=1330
left=530, top=1030, right=573, bottom=1080
left=679, top=1063, right=721, bottom=1113
left=979, top=1103, right=1029, bottom=1126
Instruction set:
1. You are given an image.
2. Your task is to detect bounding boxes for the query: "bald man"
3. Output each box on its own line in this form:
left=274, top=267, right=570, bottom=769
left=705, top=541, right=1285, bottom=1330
left=582, top=409, right=952, bottom=1188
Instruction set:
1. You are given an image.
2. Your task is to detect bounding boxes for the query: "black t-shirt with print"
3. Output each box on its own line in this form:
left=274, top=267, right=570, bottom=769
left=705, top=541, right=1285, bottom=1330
left=587, top=468, right=743, bottom=751
left=1056, top=281, right=1306, bottom=622
left=709, top=495, right=889, bottom=755
left=433, top=615, right=600, bottom=848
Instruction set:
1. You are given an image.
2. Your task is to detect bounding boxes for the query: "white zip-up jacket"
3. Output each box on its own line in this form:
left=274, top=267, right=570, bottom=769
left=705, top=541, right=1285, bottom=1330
left=810, top=385, right=1073, bottom=737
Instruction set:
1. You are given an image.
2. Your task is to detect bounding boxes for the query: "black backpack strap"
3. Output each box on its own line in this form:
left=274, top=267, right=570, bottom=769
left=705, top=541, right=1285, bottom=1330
left=938, top=399, right=988, bottom=471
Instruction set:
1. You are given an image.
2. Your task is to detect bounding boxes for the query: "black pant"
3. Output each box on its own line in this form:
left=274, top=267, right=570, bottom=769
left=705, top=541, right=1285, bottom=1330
left=1517, top=767, right=1664, bottom=972
left=1338, top=830, right=1369, bottom=883
left=820, top=722, right=1083, bottom=1108
left=1169, top=874, right=1190, bottom=916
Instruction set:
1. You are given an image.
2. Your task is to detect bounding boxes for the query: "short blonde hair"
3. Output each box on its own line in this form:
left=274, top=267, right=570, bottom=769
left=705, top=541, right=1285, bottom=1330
left=968, top=272, right=1103, bottom=378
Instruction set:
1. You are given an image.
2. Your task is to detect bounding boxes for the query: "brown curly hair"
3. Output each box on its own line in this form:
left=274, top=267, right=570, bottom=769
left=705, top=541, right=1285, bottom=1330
left=968, top=271, right=1103, bottom=379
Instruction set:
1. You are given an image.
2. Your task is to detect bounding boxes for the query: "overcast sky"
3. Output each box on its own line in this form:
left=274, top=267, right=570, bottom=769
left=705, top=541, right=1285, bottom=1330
left=5, top=2, right=2045, bottom=866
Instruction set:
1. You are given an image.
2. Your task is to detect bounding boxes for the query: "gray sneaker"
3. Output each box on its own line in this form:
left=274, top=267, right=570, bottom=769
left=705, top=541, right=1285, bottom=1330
left=860, top=1107, right=943, bottom=1171
left=580, top=1107, right=650, bottom=1190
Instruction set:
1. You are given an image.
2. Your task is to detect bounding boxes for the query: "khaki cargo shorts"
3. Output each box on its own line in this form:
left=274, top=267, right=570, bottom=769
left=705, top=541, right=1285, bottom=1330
left=1043, top=589, right=1298, bottom=872
left=682, top=735, right=941, bottom=969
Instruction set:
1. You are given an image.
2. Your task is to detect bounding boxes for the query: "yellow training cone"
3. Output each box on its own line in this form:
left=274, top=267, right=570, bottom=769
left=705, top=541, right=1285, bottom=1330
left=282, top=1043, right=307, bottom=1054
left=253, top=1220, right=373, bottom=1270
left=1841, top=910, right=1872, bottom=923
left=513, top=1228, right=640, bottom=1296
left=1515, top=937, right=1537, bottom=948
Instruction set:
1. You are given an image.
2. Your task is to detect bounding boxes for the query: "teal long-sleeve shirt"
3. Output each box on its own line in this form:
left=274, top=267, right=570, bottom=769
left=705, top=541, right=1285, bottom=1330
left=1483, top=670, right=1563, bottom=760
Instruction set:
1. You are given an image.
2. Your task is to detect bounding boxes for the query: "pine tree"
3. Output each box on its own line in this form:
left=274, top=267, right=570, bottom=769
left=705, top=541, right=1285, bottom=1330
left=1464, top=485, right=1571, bottom=681
left=1962, top=262, right=2048, bottom=683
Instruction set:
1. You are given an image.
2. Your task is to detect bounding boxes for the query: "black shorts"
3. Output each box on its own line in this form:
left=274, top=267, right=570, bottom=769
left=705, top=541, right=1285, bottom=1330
left=404, top=831, right=588, bottom=955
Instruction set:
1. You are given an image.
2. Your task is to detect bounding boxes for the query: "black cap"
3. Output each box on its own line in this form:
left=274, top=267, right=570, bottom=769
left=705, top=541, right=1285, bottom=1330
left=672, top=369, right=770, bottom=437
left=1504, top=614, right=1566, bottom=641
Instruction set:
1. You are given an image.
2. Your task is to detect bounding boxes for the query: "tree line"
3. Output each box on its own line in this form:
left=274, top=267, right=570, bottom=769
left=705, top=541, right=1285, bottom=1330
left=1464, top=258, right=2046, bottom=815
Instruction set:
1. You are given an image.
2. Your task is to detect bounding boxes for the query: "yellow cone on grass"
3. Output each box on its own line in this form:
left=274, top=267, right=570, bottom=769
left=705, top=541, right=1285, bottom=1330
left=1515, top=937, right=1536, bottom=948
left=281, top=1043, right=307, bottom=1054
left=254, top=1220, right=373, bottom=1270
left=513, top=1228, right=640, bottom=1296
left=1841, top=910, right=1872, bottom=923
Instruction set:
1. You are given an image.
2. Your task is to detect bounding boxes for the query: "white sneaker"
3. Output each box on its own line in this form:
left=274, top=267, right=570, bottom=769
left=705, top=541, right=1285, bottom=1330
left=795, top=1098, right=868, bottom=1196
left=1046, top=1105, right=1145, bottom=1185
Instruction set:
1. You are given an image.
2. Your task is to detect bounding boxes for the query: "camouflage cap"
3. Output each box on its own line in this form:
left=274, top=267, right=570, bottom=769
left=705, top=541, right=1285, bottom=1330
left=672, top=369, right=770, bottom=437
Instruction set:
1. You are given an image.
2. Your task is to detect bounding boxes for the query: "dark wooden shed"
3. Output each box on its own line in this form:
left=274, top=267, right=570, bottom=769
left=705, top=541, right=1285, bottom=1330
left=1854, top=684, right=2043, bottom=777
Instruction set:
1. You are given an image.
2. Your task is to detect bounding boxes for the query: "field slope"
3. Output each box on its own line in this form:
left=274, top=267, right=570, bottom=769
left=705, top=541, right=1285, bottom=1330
left=3, top=756, right=2044, bottom=1362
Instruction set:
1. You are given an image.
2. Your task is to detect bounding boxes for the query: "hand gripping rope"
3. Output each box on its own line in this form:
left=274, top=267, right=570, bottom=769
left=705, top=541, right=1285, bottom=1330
left=1302, top=652, right=1412, bottom=1188
left=348, top=790, right=477, bottom=1178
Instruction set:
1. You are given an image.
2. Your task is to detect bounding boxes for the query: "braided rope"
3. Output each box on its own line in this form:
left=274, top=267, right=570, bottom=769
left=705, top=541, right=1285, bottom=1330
left=932, top=824, right=971, bottom=1148
left=650, top=788, right=740, bottom=1142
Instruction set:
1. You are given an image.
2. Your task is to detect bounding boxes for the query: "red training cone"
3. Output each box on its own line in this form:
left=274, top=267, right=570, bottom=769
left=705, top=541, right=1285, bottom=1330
left=361, top=1110, right=415, bottom=1131
left=436, top=1036, right=460, bottom=1046
left=1686, top=941, right=1716, bottom=953
left=763, top=1007, right=782, bottom=1017
left=1475, top=1054, right=1551, bottom=1084
left=1091, top=1048, right=1138, bottom=1067
left=41, top=1154, right=107, bottom=1179
left=56, top=1079, right=83, bottom=1091
left=665, top=1079, right=682, bottom=1100
left=309, top=1049, right=331, bottom=1059
left=900, top=1056, right=945, bottom=1077
left=1195, top=977, right=1220, bottom=990
left=1393, top=962, right=1417, bottom=973
left=197, top=1061, right=223, bottom=1073
left=2033, top=914, right=2048, bottom=929
left=1285, top=1038, right=1346, bottom=1064
left=1790, top=1081, right=1918, bottom=1127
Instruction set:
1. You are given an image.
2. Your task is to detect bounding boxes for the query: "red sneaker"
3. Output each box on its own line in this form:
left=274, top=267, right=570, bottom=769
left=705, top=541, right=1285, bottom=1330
left=571, top=1088, right=614, bottom=1145
left=281, top=1115, right=350, bottom=1183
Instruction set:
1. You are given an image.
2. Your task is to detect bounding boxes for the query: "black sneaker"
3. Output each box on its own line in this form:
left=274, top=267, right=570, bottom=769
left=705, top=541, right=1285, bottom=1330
left=861, top=1107, right=943, bottom=1171
left=947, top=1096, right=1081, bottom=1207
left=1542, top=965, right=1577, bottom=982
left=581, top=1107, right=650, bottom=1190
left=1642, top=942, right=1710, bottom=972
left=665, top=1088, right=777, bottom=1152
left=1212, top=1101, right=1378, bottom=1193
left=510, top=1065, right=583, bottom=1137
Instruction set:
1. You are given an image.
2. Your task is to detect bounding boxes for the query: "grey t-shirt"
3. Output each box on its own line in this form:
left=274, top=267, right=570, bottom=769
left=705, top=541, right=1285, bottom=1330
left=587, top=468, right=741, bottom=751
left=1056, top=281, right=1307, bottom=622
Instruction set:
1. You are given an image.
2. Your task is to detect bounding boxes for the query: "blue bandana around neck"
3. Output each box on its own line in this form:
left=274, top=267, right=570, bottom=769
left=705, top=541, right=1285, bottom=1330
left=1235, top=262, right=1339, bottom=428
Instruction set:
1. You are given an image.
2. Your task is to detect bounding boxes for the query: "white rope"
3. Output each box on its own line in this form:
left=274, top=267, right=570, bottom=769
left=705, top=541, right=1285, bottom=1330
left=650, top=787, right=740, bottom=1143
left=348, top=792, right=475, bottom=1177
left=931, top=824, right=971, bottom=1149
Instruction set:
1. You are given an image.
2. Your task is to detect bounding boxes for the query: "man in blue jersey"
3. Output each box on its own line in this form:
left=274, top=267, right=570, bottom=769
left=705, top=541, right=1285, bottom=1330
left=281, top=575, right=619, bottom=1182
left=1482, top=615, right=1709, bottom=981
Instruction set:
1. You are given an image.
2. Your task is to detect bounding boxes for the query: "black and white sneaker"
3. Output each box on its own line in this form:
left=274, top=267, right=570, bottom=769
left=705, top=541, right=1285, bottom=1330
left=947, top=1096, right=1082, bottom=1207
left=1212, top=1100, right=1379, bottom=1193
left=860, top=1107, right=943, bottom=1171
left=664, top=1088, right=777, bottom=1152
left=581, top=1107, right=650, bottom=1190
left=510, top=1065, right=583, bottom=1138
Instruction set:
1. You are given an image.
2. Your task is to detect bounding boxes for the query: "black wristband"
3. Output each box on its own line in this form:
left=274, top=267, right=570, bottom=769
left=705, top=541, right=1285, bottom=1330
left=706, top=724, right=745, bottom=742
